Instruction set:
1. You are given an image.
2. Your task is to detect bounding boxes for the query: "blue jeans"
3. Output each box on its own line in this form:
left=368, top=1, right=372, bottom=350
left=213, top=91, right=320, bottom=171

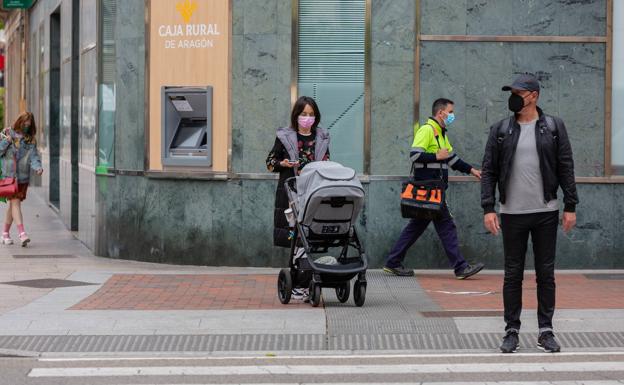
left=385, top=204, right=468, bottom=274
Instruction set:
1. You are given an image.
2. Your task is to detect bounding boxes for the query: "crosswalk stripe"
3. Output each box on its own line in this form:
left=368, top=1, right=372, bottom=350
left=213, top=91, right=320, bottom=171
left=36, top=351, right=624, bottom=362
left=28, top=361, right=624, bottom=377
left=95, top=382, right=624, bottom=385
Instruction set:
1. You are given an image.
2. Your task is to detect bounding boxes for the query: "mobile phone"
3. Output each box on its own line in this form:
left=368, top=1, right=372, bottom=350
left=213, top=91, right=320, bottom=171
left=287, top=159, right=298, bottom=164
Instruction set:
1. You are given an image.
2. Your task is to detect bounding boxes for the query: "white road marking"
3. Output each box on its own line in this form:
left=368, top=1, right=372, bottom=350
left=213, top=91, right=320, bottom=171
left=37, top=350, right=624, bottom=362
left=101, top=382, right=624, bottom=385
left=28, top=361, right=624, bottom=377
left=428, top=290, right=496, bottom=296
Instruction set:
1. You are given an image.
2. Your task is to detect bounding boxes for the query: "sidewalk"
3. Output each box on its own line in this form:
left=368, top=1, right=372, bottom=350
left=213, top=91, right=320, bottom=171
left=0, top=189, right=623, bottom=356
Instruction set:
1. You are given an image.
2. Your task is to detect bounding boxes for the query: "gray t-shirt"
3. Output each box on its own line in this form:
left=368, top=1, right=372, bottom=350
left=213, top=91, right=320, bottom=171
left=500, top=119, right=559, bottom=214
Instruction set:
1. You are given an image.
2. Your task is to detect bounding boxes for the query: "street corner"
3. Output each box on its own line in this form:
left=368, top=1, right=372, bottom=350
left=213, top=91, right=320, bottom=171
left=69, top=273, right=314, bottom=311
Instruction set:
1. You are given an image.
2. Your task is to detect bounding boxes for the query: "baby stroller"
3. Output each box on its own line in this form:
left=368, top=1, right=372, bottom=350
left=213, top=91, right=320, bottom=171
left=277, top=161, right=368, bottom=307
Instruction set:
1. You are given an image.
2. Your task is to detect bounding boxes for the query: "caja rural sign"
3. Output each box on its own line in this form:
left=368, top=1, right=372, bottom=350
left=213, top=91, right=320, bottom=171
left=157, top=0, right=222, bottom=49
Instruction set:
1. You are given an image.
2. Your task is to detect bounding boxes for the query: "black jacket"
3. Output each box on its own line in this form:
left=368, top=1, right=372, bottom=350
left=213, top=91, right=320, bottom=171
left=481, top=107, right=578, bottom=214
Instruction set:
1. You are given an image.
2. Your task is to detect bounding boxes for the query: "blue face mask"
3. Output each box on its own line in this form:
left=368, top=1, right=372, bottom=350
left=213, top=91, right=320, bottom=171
left=444, top=113, right=455, bottom=126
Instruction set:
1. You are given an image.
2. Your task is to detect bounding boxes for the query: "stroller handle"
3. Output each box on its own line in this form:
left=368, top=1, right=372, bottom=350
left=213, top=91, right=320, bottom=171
left=285, top=177, right=297, bottom=193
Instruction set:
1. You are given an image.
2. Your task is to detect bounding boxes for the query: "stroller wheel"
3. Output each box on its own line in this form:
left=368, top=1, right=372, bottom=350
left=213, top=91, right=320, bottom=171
left=335, top=282, right=350, bottom=303
left=277, top=269, right=292, bottom=304
left=353, top=281, right=366, bottom=307
left=309, top=282, right=322, bottom=307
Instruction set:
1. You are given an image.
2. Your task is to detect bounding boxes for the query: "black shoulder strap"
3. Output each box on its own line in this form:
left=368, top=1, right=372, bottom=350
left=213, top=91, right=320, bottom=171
left=497, top=117, right=513, bottom=142
left=544, top=115, right=558, bottom=137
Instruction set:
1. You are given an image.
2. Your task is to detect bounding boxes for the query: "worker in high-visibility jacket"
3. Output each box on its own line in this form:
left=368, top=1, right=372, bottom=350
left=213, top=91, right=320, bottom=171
left=383, top=98, right=485, bottom=279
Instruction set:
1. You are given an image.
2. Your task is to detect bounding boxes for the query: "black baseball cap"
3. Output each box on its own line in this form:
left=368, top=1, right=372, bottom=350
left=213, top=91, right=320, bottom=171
left=502, top=73, right=540, bottom=92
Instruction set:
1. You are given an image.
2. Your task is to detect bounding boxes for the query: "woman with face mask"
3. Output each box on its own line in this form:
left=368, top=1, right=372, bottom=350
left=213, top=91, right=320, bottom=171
left=266, top=96, right=330, bottom=299
left=0, top=112, right=43, bottom=247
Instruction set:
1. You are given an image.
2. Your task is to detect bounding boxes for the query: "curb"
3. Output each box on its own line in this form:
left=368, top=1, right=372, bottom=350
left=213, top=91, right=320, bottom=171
left=0, top=348, right=41, bottom=358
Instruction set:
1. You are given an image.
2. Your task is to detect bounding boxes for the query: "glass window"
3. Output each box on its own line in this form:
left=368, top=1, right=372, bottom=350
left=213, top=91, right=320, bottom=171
left=297, top=0, right=366, bottom=173
left=97, top=0, right=116, bottom=173
left=612, top=1, right=624, bottom=174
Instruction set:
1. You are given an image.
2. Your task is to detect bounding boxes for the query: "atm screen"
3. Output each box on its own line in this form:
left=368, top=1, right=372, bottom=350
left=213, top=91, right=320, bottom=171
left=171, top=119, right=207, bottom=149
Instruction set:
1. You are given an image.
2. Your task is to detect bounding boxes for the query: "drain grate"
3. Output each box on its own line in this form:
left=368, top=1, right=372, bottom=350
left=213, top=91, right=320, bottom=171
left=12, top=254, right=77, bottom=259
left=421, top=310, right=504, bottom=318
left=0, top=279, right=97, bottom=289
left=584, top=273, right=624, bottom=280
left=0, top=332, right=623, bottom=353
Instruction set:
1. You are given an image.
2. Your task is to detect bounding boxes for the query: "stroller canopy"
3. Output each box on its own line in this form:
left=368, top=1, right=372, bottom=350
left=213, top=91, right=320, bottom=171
left=296, top=161, right=364, bottom=225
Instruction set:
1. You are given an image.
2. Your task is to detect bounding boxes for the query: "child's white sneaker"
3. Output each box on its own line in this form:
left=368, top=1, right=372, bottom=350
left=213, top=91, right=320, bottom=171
left=18, top=232, right=30, bottom=247
left=2, top=232, right=13, bottom=245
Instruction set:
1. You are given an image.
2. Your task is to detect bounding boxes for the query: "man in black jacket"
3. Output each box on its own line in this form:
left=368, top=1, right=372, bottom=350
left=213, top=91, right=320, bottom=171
left=481, top=73, right=578, bottom=354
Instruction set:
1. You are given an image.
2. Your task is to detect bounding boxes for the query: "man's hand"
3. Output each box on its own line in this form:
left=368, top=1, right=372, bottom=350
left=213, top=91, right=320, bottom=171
left=562, top=211, right=576, bottom=233
left=436, top=148, right=449, bottom=160
left=484, top=213, right=500, bottom=235
left=470, top=168, right=482, bottom=180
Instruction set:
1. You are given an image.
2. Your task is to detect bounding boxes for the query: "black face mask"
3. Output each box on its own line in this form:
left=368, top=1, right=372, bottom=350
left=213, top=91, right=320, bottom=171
left=508, top=93, right=525, bottom=113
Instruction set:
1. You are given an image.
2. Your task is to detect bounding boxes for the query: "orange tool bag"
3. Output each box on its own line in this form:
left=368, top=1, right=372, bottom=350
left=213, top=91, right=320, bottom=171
left=400, top=177, right=445, bottom=220
left=400, top=126, right=446, bottom=220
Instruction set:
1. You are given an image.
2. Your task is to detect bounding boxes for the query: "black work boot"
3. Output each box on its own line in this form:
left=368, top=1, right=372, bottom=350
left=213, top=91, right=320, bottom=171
left=455, top=262, right=485, bottom=279
left=500, top=330, right=519, bottom=353
left=383, top=265, right=414, bottom=277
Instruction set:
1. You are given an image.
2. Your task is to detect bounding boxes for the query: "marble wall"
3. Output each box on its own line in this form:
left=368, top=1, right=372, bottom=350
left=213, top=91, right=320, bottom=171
left=420, top=0, right=607, bottom=36
left=419, top=41, right=605, bottom=176
left=231, top=0, right=293, bottom=173
left=370, top=0, right=416, bottom=175
left=97, top=173, right=624, bottom=269
left=114, top=0, right=145, bottom=172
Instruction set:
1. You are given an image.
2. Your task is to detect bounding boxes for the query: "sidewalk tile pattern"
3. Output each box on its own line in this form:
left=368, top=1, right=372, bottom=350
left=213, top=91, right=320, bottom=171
left=416, top=273, right=624, bottom=310
left=70, top=274, right=312, bottom=310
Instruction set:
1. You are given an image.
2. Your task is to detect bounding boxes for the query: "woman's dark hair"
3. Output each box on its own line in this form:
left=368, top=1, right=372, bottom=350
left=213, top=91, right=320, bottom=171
left=12, top=111, right=37, bottom=144
left=290, top=96, right=321, bottom=131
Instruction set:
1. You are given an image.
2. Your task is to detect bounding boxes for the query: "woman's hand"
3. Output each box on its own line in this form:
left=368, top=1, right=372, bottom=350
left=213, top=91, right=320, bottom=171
left=279, top=159, right=299, bottom=168
left=36, top=169, right=43, bottom=176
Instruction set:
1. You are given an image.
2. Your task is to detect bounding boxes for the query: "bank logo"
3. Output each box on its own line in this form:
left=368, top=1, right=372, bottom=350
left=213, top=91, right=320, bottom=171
left=176, top=0, right=198, bottom=24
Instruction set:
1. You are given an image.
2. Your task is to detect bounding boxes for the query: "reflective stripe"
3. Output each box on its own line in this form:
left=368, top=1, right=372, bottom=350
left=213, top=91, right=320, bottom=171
left=412, top=162, right=448, bottom=169
left=448, top=154, right=459, bottom=166
left=410, top=153, right=422, bottom=163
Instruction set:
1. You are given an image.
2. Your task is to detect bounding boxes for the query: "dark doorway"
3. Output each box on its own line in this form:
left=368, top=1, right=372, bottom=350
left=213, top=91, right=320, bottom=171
left=70, top=0, right=80, bottom=230
left=49, top=9, right=61, bottom=209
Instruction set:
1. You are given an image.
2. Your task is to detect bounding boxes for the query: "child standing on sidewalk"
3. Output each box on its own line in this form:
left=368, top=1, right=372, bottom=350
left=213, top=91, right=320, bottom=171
left=0, top=112, right=43, bottom=247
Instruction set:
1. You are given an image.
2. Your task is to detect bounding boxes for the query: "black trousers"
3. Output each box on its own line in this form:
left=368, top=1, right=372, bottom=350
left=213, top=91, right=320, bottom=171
left=500, top=211, right=558, bottom=333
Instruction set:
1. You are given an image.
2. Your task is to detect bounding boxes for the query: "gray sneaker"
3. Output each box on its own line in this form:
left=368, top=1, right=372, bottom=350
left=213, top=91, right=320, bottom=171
left=383, top=265, right=414, bottom=277
left=500, top=330, right=519, bottom=353
left=537, top=331, right=561, bottom=353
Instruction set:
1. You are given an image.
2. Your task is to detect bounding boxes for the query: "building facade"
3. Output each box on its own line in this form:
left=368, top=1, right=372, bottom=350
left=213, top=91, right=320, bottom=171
left=2, top=0, right=623, bottom=269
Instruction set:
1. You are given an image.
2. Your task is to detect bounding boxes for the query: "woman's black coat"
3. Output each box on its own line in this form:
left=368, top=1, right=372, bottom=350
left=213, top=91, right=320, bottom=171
left=266, top=126, right=330, bottom=247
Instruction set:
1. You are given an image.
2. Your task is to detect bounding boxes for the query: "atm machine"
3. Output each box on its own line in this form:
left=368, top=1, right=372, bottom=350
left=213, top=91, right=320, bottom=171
left=161, top=86, right=213, bottom=167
